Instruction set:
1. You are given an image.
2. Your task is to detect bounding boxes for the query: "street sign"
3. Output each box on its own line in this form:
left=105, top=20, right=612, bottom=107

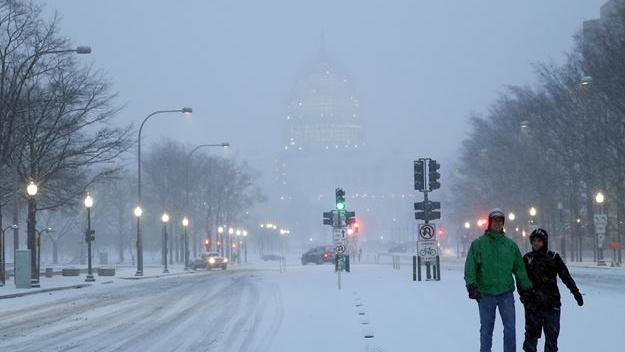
left=335, top=244, right=346, bottom=254
left=418, top=224, right=436, bottom=240
left=594, top=214, right=608, bottom=234
left=333, top=228, right=346, bottom=245
left=417, top=240, right=438, bottom=261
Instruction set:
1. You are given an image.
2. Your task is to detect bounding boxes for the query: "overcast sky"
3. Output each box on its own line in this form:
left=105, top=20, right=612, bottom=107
left=38, top=0, right=604, bottom=168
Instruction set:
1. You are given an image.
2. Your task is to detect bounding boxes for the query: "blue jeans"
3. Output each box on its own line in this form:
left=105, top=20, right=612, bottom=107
left=478, top=292, right=516, bottom=352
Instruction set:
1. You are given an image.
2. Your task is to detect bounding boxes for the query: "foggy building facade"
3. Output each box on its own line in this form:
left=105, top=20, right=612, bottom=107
left=268, top=48, right=419, bottom=247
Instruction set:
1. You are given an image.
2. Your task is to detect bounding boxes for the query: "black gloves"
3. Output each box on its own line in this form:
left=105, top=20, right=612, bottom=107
left=467, top=284, right=481, bottom=300
left=519, top=289, right=533, bottom=305
left=573, top=291, right=584, bottom=306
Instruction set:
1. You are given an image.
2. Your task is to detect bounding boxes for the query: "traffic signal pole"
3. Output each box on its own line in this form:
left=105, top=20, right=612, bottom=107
left=413, top=158, right=441, bottom=282
left=323, top=188, right=355, bottom=290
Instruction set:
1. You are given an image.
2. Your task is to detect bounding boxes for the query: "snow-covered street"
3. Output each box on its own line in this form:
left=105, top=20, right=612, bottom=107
left=1, top=257, right=623, bottom=352
left=0, top=269, right=282, bottom=352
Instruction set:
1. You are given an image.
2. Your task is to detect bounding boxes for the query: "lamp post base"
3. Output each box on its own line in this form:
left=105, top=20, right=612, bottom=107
left=163, top=268, right=169, bottom=273
left=85, top=274, right=95, bottom=282
left=135, top=270, right=143, bottom=276
left=597, top=260, right=607, bottom=266
left=31, top=279, right=40, bottom=288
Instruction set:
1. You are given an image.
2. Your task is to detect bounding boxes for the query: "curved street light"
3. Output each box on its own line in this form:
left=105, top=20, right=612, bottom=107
left=136, top=107, right=192, bottom=276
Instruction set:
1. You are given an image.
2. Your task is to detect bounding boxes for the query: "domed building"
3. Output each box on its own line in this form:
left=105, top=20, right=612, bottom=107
left=264, top=44, right=421, bottom=248
left=284, top=58, right=363, bottom=153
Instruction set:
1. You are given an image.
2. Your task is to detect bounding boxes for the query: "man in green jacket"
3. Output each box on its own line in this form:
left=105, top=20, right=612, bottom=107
left=464, top=208, right=533, bottom=352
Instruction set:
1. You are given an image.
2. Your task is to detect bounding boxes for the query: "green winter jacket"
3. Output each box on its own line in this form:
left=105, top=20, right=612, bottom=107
left=464, top=231, right=532, bottom=296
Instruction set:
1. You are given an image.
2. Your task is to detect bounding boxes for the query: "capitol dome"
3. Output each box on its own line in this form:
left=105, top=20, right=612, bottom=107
left=284, top=56, right=363, bottom=152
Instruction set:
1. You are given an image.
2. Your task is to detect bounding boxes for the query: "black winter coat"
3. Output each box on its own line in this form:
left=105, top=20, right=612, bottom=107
left=523, top=242, right=579, bottom=308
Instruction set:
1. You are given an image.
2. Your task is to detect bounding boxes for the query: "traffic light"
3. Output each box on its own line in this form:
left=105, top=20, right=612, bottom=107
left=345, top=211, right=356, bottom=225
left=335, top=188, right=346, bottom=211
left=323, top=211, right=334, bottom=226
left=414, top=160, right=425, bottom=191
left=414, top=200, right=441, bottom=221
left=428, top=160, right=441, bottom=190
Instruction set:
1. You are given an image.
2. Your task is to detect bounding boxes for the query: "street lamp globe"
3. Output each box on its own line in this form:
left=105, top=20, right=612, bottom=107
left=181, top=107, right=193, bottom=116
left=243, top=231, right=248, bottom=237
left=134, top=206, right=143, bottom=217
left=218, top=226, right=224, bottom=234
left=464, top=222, right=471, bottom=230
left=529, top=207, right=537, bottom=217
left=236, top=229, right=241, bottom=236
left=182, top=217, right=189, bottom=227
left=26, top=181, right=38, bottom=197
left=161, top=213, right=170, bottom=223
left=84, top=193, right=94, bottom=208
left=595, top=191, right=605, bottom=204
left=508, top=212, right=516, bottom=221
left=580, top=76, right=593, bottom=86
left=228, top=228, right=234, bottom=235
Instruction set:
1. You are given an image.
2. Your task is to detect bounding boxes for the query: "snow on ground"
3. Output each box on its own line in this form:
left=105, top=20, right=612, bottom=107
left=0, top=255, right=623, bottom=351
left=265, top=255, right=625, bottom=351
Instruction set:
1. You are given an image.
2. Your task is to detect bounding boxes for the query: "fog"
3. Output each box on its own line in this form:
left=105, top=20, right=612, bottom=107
left=40, top=0, right=601, bottom=161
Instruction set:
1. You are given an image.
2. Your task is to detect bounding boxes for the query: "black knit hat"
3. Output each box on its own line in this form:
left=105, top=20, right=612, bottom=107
left=530, top=228, right=548, bottom=242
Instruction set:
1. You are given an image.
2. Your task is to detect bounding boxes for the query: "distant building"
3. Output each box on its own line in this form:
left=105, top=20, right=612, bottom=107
left=265, top=44, right=419, bottom=246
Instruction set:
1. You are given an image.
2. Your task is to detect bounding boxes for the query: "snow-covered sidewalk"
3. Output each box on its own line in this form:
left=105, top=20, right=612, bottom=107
left=0, top=264, right=204, bottom=299
left=264, top=258, right=624, bottom=352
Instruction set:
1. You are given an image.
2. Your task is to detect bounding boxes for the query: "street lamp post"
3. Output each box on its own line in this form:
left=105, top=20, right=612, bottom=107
left=217, top=226, right=224, bottom=256
left=133, top=206, right=143, bottom=275
left=595, top=192, right=607, bottom=266
left=185, top=143, right=229, bottom=255
left=228, top=227, right=234, bottom=260
left=161, top=213, right=170, bottom=273
left=183, top=217, right=190, bottom=271
left=84, top=193, right=95, bottom=282
left=136, top=107, right=192, bottom=276
left=0, top=224, right=18, bottom=286
left=26, top=181, right=39, bottom=287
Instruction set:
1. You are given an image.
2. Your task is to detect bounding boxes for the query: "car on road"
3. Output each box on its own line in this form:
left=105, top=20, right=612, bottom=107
left=301, top=246, right=334, bottom=265
left=190, top=251, right=228, bottom=270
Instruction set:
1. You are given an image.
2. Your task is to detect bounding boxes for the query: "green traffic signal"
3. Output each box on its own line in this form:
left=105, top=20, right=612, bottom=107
left=335, top=188, right=346, bottom=211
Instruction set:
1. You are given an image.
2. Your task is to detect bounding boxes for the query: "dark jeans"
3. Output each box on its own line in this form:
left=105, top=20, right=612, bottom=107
left=478, top=292, right=516, bottom=352
left=523, top=305, right=561, bottom=352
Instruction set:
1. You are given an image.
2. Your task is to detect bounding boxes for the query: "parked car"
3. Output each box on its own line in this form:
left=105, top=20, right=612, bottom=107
left=301, top=246, right=334, bottom=265
left=190, top=252, right=228, bottom=270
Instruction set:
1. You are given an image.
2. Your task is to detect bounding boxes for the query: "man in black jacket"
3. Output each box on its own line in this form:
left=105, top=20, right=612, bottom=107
left=521, top=228, right=584, bottom=352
